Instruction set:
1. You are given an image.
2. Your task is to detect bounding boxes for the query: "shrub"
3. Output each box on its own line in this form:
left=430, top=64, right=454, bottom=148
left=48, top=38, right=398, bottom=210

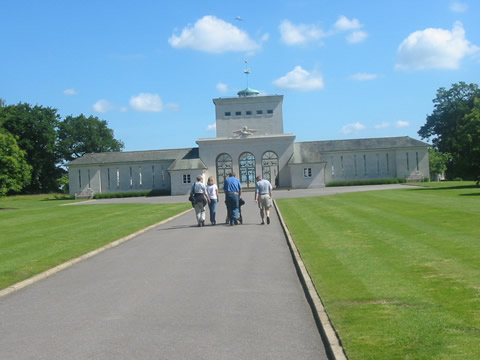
left=93, top=189, right=170, bottom=199
left=326, top=178, right=406, bottom=187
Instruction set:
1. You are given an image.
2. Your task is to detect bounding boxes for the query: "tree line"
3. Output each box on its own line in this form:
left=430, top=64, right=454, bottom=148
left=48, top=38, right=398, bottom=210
left=0, top=100, right=124, bottom=196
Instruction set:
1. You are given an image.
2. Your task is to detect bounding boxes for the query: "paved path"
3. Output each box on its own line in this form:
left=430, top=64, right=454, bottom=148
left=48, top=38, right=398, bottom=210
left=0, top=185, right=408, bottom=359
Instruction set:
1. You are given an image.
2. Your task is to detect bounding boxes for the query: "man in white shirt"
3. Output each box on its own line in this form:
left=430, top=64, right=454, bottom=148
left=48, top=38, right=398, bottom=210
left=254, top=175, right=273, bottom=225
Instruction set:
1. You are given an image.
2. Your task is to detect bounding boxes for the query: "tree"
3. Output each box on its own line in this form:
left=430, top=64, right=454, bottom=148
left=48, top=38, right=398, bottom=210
left=0, top=129, right=32, bottom=197
left=57, top=114, right=124, bottom=163
left=0, top=103, right=62, bottom=193
left=428, top=148, right=451, bottom=181
left=418, top=82, right=480, bottom=180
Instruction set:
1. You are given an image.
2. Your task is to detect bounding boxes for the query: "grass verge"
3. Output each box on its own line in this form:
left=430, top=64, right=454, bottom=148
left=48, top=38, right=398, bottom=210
left=276, top=181, right=480, bottom=360
left=0, top=194, right=190, bottom=290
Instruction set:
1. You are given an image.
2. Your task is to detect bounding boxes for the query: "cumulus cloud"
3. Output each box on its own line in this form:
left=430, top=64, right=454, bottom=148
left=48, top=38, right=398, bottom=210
left=375, top=122, right=390, bottom=129
left=340, top=122, right=366, bottom=134
left=93, top=99, right=114, bottom=113
left=168, top=15, right=260, bottom=53
left=395, top=22, right=479, bottom=70
left=347, top=30, right=368, bottom=43
left=129, top=93, right=164, bottom=112
left=206, top=123, right=216, bottom=132
left=273, top=66, right=324, bottom=91
left=334, top=15, right=362, bottom=31
left=395, top=120, right=410, bottom=128
left=279, top=20, right=325, bottom=45
left=450, top=1, right=468, bottom=13
left=64, top=88, right=78, bottom=95
left=216, top=82, right=228, bottom=93
left=351, top=72, right=378, bottom=81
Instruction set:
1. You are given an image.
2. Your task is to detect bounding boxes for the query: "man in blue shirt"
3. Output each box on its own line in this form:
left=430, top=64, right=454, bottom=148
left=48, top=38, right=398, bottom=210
left=223, top=172, right=242, bottom=226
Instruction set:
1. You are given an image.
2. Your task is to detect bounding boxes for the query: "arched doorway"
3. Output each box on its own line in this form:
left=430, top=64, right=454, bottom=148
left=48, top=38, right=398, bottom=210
left=262, top=151, right=279, bottom=187
left=216, top=153, right=232, bottom=190
left=239, top=152, right=256, bottom=188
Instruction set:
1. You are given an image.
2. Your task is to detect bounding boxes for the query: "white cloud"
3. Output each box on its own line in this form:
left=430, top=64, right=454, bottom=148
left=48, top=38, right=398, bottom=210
left=395, top=22, right=479, bottom=70
left=334, top=15, right=362, bottom=31
left=273, top=66, right=324, bottom=91
left=64, top=88, right=78, bottom=95
left=347, top=30, right=368, bottom=43
left=93, top=99, right=113, bottom=113
left=351, top=72, right=378, bottom=81
left=168, top=15, right=260, bottom=53
left=206, top=123, right=216, bottom=132
left=395, top=120, right=410, bottom=128
left=375, top=122, right=390, bottom=129
left=129, top=93, right=164, bottom=112
left=279, top=20, right=325, bottom=45
left=450, top=1, right=468, bottom=13
left=340, top=122, right=366, bottom=134
left=216, top=82, right=228, bottom=93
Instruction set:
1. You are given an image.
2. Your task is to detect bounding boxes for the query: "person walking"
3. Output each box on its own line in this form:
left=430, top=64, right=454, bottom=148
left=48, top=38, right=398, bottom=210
left=206, top=176, right=219, bottom=225
left=254, top=175, right=273, bottom=225
left=190, top=175, right=209, bottom=227
left=223, top=172, right=242, bottom=226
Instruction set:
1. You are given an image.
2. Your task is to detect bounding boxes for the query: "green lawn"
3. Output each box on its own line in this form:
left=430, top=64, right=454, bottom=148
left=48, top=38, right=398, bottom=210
left=276, top=182, right=480, bottom=360
left=0, top=195, right=190, bottom=290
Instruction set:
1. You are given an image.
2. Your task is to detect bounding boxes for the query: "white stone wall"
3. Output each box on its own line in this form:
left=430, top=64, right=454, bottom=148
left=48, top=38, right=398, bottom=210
left=69, top=161, right=173, bottom=196
left=289, top=163, right=327, bottom=188
left=197, top=134, right=295, bottom=189
left=213, top=95, right=284, bottom=137
left=170, top=170, right=207, bottom=196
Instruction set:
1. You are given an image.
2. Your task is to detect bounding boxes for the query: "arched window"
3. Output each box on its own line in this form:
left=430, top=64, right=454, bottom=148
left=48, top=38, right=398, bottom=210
left=216, top=153, right=233, bottom=190
left=239, top=152, right=256, bottom=188
left=261, top=151, right=279, bottom=187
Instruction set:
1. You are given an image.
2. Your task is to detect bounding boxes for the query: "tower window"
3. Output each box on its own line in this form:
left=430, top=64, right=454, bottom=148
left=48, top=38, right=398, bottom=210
left=267, top=109, right=273, bottom=114
left=246, top=111, right=252, bottom=115
left=235, top=111, right=241, bottom=116
left=256, top=110, right=263, bottom=115
left=224, top=112, right=231, bottom=117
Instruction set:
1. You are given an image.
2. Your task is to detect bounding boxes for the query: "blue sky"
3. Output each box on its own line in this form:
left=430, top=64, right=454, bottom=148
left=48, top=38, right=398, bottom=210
left=1, top=0, right=479, bottom=152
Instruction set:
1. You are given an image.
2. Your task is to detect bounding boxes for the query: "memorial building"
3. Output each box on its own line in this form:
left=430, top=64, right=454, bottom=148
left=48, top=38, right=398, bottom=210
left=67, top=87, right=430, bottom=196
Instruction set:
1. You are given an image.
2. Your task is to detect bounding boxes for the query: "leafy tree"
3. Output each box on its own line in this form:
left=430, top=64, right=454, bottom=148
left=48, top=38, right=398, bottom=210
left=0, top=103, right=62, bottom=193
left=57, top=114, right=124, bottom=162
left=418, top=82, right=480, bottom=180
left=428, top=148, right=451, bottom=181
left=0, top=129, right=32, bottom=197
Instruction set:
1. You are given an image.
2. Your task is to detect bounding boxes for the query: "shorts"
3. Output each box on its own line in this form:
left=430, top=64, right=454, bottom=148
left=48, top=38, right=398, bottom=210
left=258, top=194, right=272, bottom=210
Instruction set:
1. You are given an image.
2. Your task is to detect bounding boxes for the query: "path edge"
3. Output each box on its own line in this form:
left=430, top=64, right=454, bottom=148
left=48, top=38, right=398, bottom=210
left=0, top=208, right=193, bottom=299
left=274, top=200, right=348, bottom=360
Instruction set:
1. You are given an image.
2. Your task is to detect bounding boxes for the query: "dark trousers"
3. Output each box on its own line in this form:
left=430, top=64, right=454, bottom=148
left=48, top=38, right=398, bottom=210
left=225, top=193, right=239, bottom=225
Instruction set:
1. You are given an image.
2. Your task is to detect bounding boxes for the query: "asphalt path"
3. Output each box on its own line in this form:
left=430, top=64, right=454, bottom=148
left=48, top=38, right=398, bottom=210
left=0, top=184, right=409, bottom=359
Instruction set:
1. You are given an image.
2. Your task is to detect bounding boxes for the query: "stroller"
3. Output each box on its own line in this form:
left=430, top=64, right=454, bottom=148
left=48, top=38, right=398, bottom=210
left=226, top=197, right=244, bottom=224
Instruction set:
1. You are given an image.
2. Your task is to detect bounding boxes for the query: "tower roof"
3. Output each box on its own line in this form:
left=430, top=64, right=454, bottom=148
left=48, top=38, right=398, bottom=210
left=237, top=87, right=260, bottom=97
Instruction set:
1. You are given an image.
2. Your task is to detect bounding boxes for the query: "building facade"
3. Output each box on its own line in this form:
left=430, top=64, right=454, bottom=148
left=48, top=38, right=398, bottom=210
left=67, top=90, right=430, bottom=196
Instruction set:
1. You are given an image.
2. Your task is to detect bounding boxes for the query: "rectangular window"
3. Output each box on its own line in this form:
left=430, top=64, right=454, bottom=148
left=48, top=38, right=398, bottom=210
left=183, top=174, right=191, bottom=184
left=256, top=110, right=263, bottom=115
left=139, top=167, right=142, bottom=186
left=331, top=156, right=334, bottom=176
left=267, top=109, right=273, bottom=114
left=87, top=169, right=91, bottom=188
left=107, top=168, right=111, bottom=189
left=416, top=152, right=419, bottom=171
left=78, top=170, right=81, bottom=188
left=224, top=112, right=231, bottom=117
left=354, top=155, right=358, bottom=176
left=363, top=154, right=367, bottom=175
left=235, top=111, right=241, bottom=116
left=406, top=152, right=410, bottom=171
left=129, top=167, right=133, bottom=187
left=116, top=168, right=120, bottom=188
left=152, top=166, right=156, bottom=187
left=386, top=154, right=390, bottom=173
left=246, top=110, right=252, bottom=115
left=376, top=154, right=380, bottom=174
left=341, top=156, right=344, bottom=175
left=303, top=168, right=312, bottom=178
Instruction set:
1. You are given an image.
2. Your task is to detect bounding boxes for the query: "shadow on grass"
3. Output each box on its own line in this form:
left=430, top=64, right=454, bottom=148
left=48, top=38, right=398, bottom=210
left=0, top=208, right=17, bottom=211
left=408, top=185, right=479, bottom=191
